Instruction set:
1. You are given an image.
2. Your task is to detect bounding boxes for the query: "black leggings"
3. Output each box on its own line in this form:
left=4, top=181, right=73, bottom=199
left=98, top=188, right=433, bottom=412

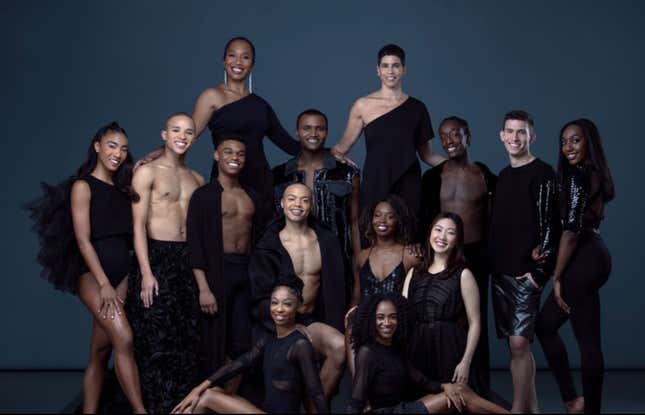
left=536, top=233, right=611, bottom=414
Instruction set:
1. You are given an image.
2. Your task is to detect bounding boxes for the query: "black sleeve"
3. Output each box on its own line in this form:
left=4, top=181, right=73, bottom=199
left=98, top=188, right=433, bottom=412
left=406, top=358, right=443, bottom=394
left=414, top=101, right=434, bottom=148
left=531, top=171, right=560, bottom=286
left=562, top=169, right=589, bottom=234
left=346, top=346, right=374, bottom=414
left=266, top=104, right=300, bottom=156
left=419, top=164, right=443, bottom=237
left=207, top=337, right=265, bottom=386
left=290, top=338, right=329, bottom=414
left=249, top=246, right=281, bottom=333
left=186, top=190, right=206, bottom=270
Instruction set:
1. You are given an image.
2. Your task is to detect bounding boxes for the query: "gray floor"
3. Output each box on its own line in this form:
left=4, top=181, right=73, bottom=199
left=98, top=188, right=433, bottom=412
left=1, top=370, right=643, bottom=413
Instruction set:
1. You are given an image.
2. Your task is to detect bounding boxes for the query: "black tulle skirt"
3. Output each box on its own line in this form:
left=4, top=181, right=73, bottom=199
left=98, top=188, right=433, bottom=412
left=26, top=179, right=86, bottom=294
left=125, top=239, right=200, bottom=414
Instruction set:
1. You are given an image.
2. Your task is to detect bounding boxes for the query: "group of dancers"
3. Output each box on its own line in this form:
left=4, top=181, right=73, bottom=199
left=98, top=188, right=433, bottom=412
left=28, top=38, right=615, bottom=414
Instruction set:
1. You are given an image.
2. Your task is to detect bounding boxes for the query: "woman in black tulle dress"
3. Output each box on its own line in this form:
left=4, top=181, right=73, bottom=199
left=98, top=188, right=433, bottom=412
left=27, top=122, right=145, bottom=413
left=403, top=212, right=494, bottom=400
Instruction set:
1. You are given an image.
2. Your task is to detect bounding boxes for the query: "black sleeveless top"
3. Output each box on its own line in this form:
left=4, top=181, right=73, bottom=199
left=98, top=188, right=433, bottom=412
left=83, top=175, right=133, bottom=287
left=359, top=253, right=406, bottom=298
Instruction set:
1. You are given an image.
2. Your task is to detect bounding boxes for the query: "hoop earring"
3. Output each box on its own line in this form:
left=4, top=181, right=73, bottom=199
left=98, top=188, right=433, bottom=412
left=249, top=72, right=253, bottom=94
left=224, top=70, right=228, bottom=87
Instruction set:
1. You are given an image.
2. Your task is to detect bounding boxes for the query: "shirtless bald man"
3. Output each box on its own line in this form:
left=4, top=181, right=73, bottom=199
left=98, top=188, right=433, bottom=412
left=249, top=183, right=346, bottom=400
left=126, top=112, right=205, bottom=413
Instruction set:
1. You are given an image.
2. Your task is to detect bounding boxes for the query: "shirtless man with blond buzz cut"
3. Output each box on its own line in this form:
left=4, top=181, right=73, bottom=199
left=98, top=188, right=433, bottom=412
left=126, top=112, right=205, bottom=413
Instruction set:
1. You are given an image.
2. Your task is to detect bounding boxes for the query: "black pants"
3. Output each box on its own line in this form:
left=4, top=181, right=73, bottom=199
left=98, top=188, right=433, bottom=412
left=536, top=232, right=611, bottom=414
left=464, top=241, right=491, bottom=392
left=223, top=253, right=252, bottom=359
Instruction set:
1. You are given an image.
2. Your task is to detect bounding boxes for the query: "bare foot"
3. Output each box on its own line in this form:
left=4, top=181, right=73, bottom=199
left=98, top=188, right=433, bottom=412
left=565, top=396, right=584, bottom=414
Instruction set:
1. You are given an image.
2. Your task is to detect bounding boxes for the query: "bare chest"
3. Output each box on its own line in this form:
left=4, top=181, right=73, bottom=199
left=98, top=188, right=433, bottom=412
left=440, top=166, right=487, bottom=204
left=281, top=234, right=322, bottom=277
left=221, top=189, right=254, bottom=223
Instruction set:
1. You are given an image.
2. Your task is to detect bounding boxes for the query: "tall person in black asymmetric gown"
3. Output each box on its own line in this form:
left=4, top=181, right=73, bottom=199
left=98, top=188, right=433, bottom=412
left=26, top=122, right=146, bottom=413
left=536, top=119, right=615, bottom=414
left=331, top=44, right=444, bottom=243
left=191, top=37, right=300, bottom=230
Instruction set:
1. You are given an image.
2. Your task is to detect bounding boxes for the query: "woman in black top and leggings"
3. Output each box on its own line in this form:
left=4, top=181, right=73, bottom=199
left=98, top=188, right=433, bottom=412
left=536, top=119, right=615, bottom=414
left=28, top=122, right=145, bottom=413
left=172, top=279, right=328, bottom=414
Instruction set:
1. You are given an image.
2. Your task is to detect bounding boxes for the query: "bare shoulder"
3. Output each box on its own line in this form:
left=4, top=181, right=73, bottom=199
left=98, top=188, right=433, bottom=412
left=356, top=248, right=370, bottom=267
left=71, top=179, right=91, bottom=198
left=196, top=85, right=227, bottom=108
left=403, top=247, right=422, bottom=268
left=188, top=168, right=205, bottom=185
left=460, top=268, right=476, bottom=285
left=132, top=162, right=158, bottom=186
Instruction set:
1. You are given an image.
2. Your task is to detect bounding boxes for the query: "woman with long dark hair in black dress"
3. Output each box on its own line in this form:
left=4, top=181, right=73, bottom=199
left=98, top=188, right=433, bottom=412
left=171, top=279, right=328, bottom=414
left=402, top=212, right=493, bottom=401
left=536, top=119, right=614, bottom=414
left=27, top=122, right=145, bottom=413
left=348, top=292, right=507, bottom=413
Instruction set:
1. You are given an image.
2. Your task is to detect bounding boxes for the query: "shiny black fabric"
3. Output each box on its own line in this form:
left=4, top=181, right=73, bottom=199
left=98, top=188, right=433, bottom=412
left=207, top=330, right=328, bottom=414
left=125, top=239, right=199, bottom=414
left=273, top=151, right=358, bottom=261
left=492, top=273, right=542, bottom=341
left=359, top=258, right=406, bottom=298
left=560, top=165, right=603, bottom=233
left=347, top=342, right=438, bottom=414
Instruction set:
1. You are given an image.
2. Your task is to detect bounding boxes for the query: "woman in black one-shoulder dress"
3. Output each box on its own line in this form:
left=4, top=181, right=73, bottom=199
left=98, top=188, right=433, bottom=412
left=191, top=37, right=300, bottom=230
left=27, top=122, right=145, bottom=413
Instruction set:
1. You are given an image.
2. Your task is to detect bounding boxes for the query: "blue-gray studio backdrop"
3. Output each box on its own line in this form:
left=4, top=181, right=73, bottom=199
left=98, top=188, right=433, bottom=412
left=2, top=0, right=644, bottom=369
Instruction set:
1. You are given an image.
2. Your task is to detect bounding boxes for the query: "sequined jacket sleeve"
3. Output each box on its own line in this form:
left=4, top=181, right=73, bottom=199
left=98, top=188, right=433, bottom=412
left=562, top=167, right=589, bottom=234
left=531, top=171, right=560, bottom=286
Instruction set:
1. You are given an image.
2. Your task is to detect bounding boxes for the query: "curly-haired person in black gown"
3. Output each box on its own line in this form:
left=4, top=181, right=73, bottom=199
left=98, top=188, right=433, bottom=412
left=535, top=119, right=615, bottom=414
left=27, top=122, right=146, bottom=413
left=171, top=279, right=328, bottom=414
left=348, top=292, right=508, bottom=413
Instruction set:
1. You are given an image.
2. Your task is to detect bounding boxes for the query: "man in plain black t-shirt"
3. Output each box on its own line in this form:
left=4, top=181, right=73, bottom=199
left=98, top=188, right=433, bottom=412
left=489, top=110, right=560, bottom=413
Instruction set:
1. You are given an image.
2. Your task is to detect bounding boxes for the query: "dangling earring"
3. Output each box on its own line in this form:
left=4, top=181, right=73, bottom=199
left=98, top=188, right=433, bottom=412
left=249, top=72, right=253, bottom=94
left=224, top=70, right=228, bottom=87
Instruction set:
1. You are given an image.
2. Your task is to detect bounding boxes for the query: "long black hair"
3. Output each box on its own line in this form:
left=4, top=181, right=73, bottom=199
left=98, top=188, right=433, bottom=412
left=415, top=211, right=465, bottom=275
left=360, top=194, right=416, bottom=246
left=350, top=292, right=409, bottom=353
left=557, top=118, right=615, bottom=202
left=75, top=121, right=134, bottom=196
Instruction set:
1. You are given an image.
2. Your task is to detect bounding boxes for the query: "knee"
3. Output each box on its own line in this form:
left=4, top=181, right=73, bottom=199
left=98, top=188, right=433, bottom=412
left=112, top=329, right=134, bottom=354
left=509, top=336, right=529, bottom=357
left=198, top=388, right=223, bottom=410
left=327, top=335, right=346, bottom=365
left=90, top=343, right=111, bottom=362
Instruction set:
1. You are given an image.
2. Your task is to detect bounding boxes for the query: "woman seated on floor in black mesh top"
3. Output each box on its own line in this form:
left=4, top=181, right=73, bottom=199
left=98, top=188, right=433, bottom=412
left=171, top=278, right=328, bottom=414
